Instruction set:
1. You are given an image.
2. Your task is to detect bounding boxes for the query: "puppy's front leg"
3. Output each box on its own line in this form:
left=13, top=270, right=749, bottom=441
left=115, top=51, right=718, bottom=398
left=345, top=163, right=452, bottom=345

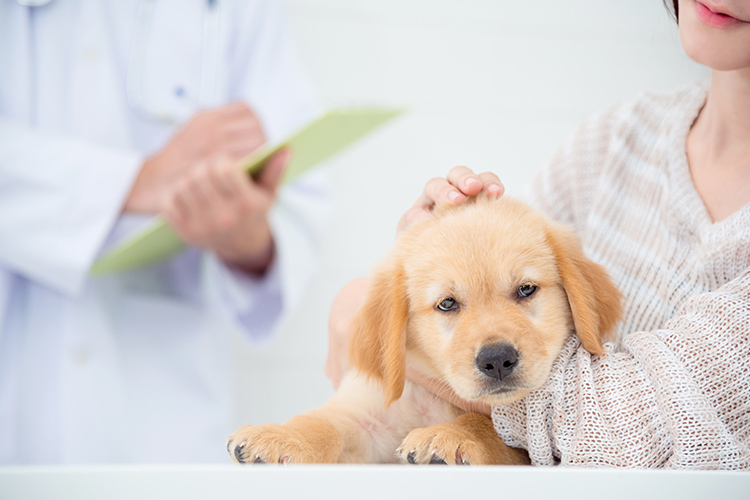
left=397, top=413, right=530, bottom=465
left=227, top=373, right=410, bottom=464
left=227, top=411, right=344, bottom=464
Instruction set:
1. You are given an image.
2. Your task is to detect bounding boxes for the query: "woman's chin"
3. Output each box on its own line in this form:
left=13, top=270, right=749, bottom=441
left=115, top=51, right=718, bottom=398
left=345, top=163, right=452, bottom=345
left=678, top=8, right=750, bottom=71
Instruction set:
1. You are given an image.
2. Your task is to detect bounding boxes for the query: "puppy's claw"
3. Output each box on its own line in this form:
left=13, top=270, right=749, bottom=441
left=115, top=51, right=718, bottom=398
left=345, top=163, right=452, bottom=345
left=407, top=451, right=417, bottom=464
left=234, top=443, right=246, bottom=464
left=228, top=422, right=338, bottom=464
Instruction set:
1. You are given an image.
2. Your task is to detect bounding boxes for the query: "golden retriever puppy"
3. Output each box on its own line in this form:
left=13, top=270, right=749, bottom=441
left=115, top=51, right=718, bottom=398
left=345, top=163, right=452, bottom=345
left=227, top=195, right=622, bottom=465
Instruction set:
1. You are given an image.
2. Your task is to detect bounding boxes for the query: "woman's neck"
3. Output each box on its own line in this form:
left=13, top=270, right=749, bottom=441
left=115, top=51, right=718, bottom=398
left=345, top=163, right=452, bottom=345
left=696, top=69, right=750, bottom=158
left=686, top=68, right=750, bottom=222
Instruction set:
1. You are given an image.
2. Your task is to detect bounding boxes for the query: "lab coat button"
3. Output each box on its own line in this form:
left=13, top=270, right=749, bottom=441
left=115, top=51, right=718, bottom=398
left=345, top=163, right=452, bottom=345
left=73, top=349, right=89, bottom=366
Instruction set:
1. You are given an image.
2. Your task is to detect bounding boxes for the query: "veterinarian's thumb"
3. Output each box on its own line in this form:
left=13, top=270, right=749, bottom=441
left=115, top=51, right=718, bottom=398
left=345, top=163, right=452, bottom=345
left=256, top=148, right=291, bottom=192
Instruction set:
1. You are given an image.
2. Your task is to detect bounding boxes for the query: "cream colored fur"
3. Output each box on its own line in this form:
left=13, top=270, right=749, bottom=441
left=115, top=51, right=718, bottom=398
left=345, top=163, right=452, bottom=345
left=227, top=196, right=621, bottom=465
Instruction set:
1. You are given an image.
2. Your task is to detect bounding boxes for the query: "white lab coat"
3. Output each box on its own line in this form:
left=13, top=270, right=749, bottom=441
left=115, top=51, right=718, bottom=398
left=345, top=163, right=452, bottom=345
left=0, top=0, right=329, bottom=464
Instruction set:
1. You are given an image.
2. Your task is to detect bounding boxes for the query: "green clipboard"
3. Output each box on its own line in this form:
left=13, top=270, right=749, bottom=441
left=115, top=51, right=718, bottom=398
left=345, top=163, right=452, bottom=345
left=90, top=108, right=402, bottom=275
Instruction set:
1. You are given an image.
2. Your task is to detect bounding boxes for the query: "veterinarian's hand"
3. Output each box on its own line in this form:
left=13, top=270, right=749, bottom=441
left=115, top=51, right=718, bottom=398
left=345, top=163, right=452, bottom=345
left=161, top=150, right=291, bottom=275
left=326, top=277, right=370, bottom=388
left=125, top=102, right=266, bottom=214
left=397, top=166, right=504, bottom=234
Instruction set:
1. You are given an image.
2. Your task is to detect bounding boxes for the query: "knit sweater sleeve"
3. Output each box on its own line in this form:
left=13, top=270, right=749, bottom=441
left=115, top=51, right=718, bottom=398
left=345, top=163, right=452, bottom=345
left=497, top=85, right=750, bottom=469
left=492, top=268, right=750, bottom=469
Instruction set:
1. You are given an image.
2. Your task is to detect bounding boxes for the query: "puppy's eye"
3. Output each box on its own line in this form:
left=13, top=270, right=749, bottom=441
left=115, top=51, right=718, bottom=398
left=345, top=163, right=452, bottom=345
left=517, top=283, right=538, bottom=298
left=436, top=297, right=459, bottom=312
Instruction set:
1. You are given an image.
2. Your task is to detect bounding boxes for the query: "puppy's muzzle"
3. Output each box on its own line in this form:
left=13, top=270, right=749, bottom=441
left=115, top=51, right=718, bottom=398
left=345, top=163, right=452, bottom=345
left=475, top=343, right=519, bottom=380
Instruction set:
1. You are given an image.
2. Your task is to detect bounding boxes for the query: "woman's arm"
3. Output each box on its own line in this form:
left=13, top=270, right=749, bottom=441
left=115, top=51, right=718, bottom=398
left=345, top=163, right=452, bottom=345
left=493, top=268, right=750, bottom=468
left=328, top=154, right=749, bottom=469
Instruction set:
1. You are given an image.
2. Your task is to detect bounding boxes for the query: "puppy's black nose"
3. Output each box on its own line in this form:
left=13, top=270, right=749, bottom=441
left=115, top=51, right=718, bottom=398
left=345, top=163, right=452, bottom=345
left=475, top=343, right=519, bottom=380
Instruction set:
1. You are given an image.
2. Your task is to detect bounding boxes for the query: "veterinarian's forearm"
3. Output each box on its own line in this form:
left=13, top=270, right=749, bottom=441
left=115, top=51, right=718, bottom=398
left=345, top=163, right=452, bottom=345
left=0, top=118, right=142, bottom=295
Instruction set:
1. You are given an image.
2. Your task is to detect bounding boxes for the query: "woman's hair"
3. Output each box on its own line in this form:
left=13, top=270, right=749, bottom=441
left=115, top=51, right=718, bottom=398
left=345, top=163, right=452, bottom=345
left=665, top=0, right=679, bottom=22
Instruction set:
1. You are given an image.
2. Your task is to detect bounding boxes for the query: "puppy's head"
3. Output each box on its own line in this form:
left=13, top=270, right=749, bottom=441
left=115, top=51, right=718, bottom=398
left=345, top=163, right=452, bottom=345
left=349, top=196, right=622, bottom=407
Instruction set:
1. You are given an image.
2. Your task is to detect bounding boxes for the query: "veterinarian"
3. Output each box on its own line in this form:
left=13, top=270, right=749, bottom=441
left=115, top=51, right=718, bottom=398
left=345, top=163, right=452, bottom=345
left=327, top=0, right=750, bottom=468
left=0, top=0, right=329, bottom=464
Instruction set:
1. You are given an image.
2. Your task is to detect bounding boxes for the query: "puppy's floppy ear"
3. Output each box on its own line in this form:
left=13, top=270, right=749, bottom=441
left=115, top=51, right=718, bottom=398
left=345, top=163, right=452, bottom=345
left=546, top=223, right=622, bottom=356
left=349, top=259, right=409, bottom=407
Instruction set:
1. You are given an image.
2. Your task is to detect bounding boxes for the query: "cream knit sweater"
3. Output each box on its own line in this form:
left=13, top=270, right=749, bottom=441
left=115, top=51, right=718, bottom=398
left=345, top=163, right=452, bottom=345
left=492, top=83, right=750, bottom=469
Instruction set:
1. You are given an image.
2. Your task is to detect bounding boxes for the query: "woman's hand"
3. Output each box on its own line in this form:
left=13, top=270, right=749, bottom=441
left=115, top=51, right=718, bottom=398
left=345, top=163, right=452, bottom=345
left=325, top=277, right=370, bottom=389
left=397, top=166, right=505, bottom=234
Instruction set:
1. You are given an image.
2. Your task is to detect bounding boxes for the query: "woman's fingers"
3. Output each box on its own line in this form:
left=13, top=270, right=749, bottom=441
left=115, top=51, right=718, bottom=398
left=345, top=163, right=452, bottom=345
left=446, top=166, right=483, bottom=197
left=421, top=176, right=467, bottom=206
left=477, top=171, right=505, bottom=198
left=445, top=166, right=504, bottom=198
left=398, top=167, right=505, bottom=234
left=397, top=206, right=433, bottom=234
left=421, top=167, right=504, bottom=207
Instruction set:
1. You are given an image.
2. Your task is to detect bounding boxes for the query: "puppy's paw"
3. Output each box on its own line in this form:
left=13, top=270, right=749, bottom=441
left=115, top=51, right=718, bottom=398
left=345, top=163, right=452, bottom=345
left=226, top=423, right=318, bottom=465
left=396, top=423, right=484, bottom=465
left=396, top=414, right=530, bottom=465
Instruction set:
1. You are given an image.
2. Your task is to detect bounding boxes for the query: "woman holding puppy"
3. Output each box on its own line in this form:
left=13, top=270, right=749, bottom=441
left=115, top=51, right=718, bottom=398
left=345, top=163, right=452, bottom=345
left=328, top=0, right=750, bottom=468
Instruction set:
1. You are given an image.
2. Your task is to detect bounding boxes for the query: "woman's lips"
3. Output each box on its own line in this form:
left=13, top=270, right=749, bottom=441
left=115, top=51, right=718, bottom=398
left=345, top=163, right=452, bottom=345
left=695, top=1, right=746, bottom=28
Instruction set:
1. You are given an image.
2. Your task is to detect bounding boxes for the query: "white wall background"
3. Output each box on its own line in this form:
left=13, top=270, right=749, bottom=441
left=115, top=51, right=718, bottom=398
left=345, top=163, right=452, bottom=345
left=230, top=0, right=708, bottom=428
